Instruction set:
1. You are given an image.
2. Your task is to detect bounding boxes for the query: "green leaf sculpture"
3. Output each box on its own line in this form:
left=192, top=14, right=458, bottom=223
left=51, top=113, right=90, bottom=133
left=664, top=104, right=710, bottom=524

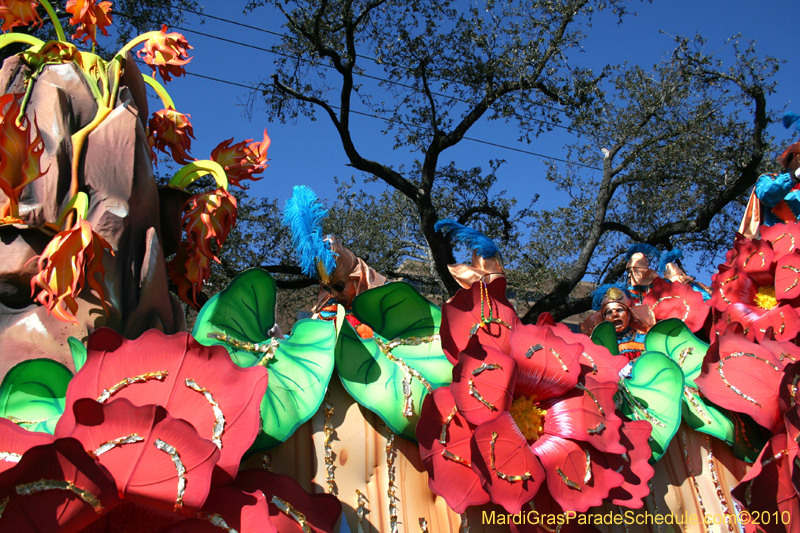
left=590, top=321, right=620, bottom=356
left=644, top=319, right=733, bottom=444
left=337, top=282, right=453, bottom=440
left=68, top=336, right=87, bottom=372
left=0, top=359, right=73, bottom=434
left=192, top=268, right=336, bottom=451
left=617, top=351, right=684, bottom=462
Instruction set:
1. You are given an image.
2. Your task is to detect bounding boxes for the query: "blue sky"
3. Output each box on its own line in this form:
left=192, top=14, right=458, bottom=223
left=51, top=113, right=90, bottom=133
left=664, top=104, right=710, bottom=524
left=134, top=0, right=797, bottom=280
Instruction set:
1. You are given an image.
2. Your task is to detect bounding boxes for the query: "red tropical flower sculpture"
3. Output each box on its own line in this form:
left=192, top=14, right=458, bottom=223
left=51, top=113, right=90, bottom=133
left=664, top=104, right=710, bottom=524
left=148, top=107, right=195, bottom=165
left=183, top=187, right=237, bottom=263
left=642, top=277, right=710, bottom=333
left=167, top=240, right=209, bottom=309
left=30, top=217, right=114, bottom=324
left=0, top=92, right=47, bottom=223
left=709, top=232, right=800, bottom=342
left=137, top=25, right=192, bottom=83
left=0, top=0, right=42, bottom=32
left=420, top=283, right=652, bottom=515
left=210, top=129, right=271, bottom=189
left=66, top=0, right=112, bottom=45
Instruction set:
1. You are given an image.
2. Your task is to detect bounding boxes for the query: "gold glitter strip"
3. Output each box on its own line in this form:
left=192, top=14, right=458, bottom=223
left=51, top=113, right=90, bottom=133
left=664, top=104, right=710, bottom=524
left=652, top=295, right=690, bottom=321
left=718, top=275, right=738, bottom=305
left=16, top=479, right=104, bottom=513
left=555, top=468, right=581, bottom=490
left=382, top=335, right=441, bottom=351
left=781, top=352, right=798, bottom=364
left=0, top=496, right=7, bottom=519
left=792, top=374, right=800, bottom=407
left=525, top=344, right=543, bottom=359
left=781, top=265, right=800, bottom=293
left=272, top=496, right=312, bottom=533
left=575, top=383, right=604, bottom=415
left=742, top=250, right=766, bottom=268
left=154, top=439, right=186, bottom=512
left=529, top=501, right=564, bottom=533
left=618, top=382, right=667, bottom=427
left=758, top=312, right=787, bottom=335
left=490, top=432, right=532, bottom=482
left=732, top=412, right=757, bottom=454
left=617, top=505, right=631, bottom=533
left=471, top=363, right=502, bottom=376
left=460, top=514, right=471, bottom=533
left=374, top=336, right=435, bottom=418
left=323, top=399, right=337, bottom=495
left=581, top=352, right=598, bottom=374
left=185, top=379, right=226, bottom=448
left=587, top=422, right=605, bottom=435
left=441, top=449, right=472, bottom=467
left=469, top=319, right=512, bottom=337
left=7, top=415, right=57, bottom=427
left=207, top=332, right=279, bottom=357
left=98, top=371, right=169, bottom=403
left=195, top=511, right=238, bottom=533
left=261, top=453, right=272, bottom=471
left=356, top=490, right=369, bottom=533
left=90, top=433, right=144, bottom=458
left=648, top=481, right=663, bottom=533
left=419, top=517, right=429, bottom=532
left=583, top=450, right=592, bottom=483
left=705, top=436, right=736, bottom=533
left=0, top=451, right=21, bottom=463
left=439, top=407, right=457, bottom=445
left=774, top=232, right=796, bottom=252
left=549, top=348, right=569, bottom=372
left=717, top=352, right=780, bottom=407
left=468, top=379, right=496, bottom=411
left=762, top=448, right=789, bottom=467
left=683, top=388, right=712, bottom=424
left=680, top=430, right=708, bottom=526
left=678, top=346, right=694, bottom=367
left=386, top=433, right=399, bottom=533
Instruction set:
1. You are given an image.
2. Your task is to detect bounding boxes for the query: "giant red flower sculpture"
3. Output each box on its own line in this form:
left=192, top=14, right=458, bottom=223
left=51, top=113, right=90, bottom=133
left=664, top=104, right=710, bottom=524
left=210, top=130, right=271, bottom=189
left=137, top=25, right=192, bottom=83
left=709, top=231, right=800, bottom=342
left=183, top=187, right=237, bottom=264
left=148, top=107, right=195, bottom=165
left=66, top=0, right=112, bottom=45
left=642, top=277, right=710, bottom=333
left=419, top=286, right=652, bottom=515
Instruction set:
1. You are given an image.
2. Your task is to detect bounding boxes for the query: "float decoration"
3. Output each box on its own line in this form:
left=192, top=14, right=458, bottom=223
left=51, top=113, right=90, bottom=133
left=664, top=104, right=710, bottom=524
left=589, top=321, right=620, bottom=356
left=0, top=357, right=73, bottom=433
left=192, top=268, right=337, bottom=452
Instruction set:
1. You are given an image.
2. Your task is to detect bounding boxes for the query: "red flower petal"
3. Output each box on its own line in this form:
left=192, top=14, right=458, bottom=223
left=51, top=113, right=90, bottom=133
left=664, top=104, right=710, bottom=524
left=509, top=325, right=581, bottom=402
left=416, top=387, right=489, bottom=513
left=751, top=306, right=800, bottom=343
left=536, top=320, right=627, bottom=384
left=542, top=377, right=624, bottom=454
left=604, top=420, right=654, bottom=508
left=451, top=337, right=516, bottom=426
left=471, top=412, right=545, bottom=514
left=709, top=267, right=757, bottom=314
left=732, top=433, right=800, bottom=533
left=511, top=489, right=603, bottom=533
left=441, top=278, right=516, bottom=363
left=530, top=434, right=624, bottom=513
left=728, top=237, right=775, bottom=286
left=695, top=332, right=784, bottom=431
left=778, top=361, right=800, bottom=418
left=761, top=222, right=800, bottom=260
left=233, top=470, right=342, bottom=533
left=0, top=438, right=119, bottom=533
left=59, top=328, right=268, bottom=483
left=642, top=278, right=710, bottom=333
left=56, top=398, right=219, bottom=514
left=164, top=487, right=277, bottom=533
left=0, top=417, right=54, bottom=474
left=775, top=250, right=800, bottom=301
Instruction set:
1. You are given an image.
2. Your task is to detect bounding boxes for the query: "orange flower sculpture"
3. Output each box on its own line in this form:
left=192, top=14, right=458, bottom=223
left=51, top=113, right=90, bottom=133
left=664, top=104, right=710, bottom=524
left=66, top=0, right=113, bottom=45
left=30, top=217, right=114, bottom=324
left=210, top=129, right=271, bottom=189
left=167, top=241, right=211, bottom=309
left=0, top=93, right=47, bottom=223
left=137, top=24, right=192, bottom=83
left=0, top=0, right=42, bottom=32
left=147, top=107, right=195, bottom=165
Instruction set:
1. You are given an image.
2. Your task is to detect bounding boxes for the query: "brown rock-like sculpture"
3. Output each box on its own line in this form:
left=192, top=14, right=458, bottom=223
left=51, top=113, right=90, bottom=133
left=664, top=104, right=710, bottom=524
left=0, top=54, right=185, bottom=378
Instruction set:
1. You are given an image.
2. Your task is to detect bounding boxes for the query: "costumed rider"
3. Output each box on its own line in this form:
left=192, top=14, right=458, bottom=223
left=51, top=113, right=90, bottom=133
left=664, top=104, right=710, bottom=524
left=624, top=243, right=660, bottom=304
left=283, top=185, right=386, bottom=339
left=740, top=112, right=800, bottom=236
left=581, top=285, right=654, bottom=365
left=434, top=219, right=505, bottom=289
left=659, top=248, right=712, bottom=301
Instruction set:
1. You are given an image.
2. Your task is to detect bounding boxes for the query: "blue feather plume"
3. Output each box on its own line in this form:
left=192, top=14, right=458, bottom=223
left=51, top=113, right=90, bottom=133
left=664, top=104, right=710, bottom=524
left=434, top=219, right=499, bottom=258
left=625, top=243, right=660, bottom=268
left=282, top=186, right=337, bottom=279
left=658, top=248, right=684, bottom=275
left=591, top=283, right=631, bottom=311
left=783, top=112, right=800, bottom=132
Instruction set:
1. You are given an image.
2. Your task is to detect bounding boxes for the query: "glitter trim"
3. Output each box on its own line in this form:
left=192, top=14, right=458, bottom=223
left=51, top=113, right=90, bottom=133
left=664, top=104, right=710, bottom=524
left=154, top=438, right=186, bottom=512
left=272, top=496, right=312, bottom=533
left=97, top=371, right=169, bottom=403
left=549, top=348, right=569, bottom=372
left=356, top=490, right=369, bottom=533
left=717, top=352, right=780, bottom=407
left=471, top=363, right=502, bottom=376
left=439, top=407, right=457, bottom=445
left=583, top=449, right=592, bottom=483
left=680, top=430, right=707, bottom=526
left=468, top=379, right=496, bottom=410
left=207, top=332, right=279, bottom=359
left=781, top=265, right=800, bottom=293
left=386, top=434, right=399, bottom=533
left=618, top=381, right=667, bottom=427
left=0, top=496, right=7, bottom=519
left=185, top=379, right=226, bottom=448
left=652, top=295, right=690, bottom=321
left=718, top=275, right=738, bottom=305
left=581, top=352, right=598, bottom=374
left=15, top=479, right=104, bottom=513
left=587, top=422, right=605, bottom=435
left=441, top=449, right=472, bottom=467
left=460, top=514, right=470, bottom=533
left=705, top=436, right=736, bottom=533
left=0, top=451, right=21, bottom=463
left=774, top=232, right=796, bottom=252
left=555, top=468, right=581, bottom=490
left=323, top=399, right=338, bottom=495
left=742, top=250, right=766, bottom=268
left=678, top=346, right=694, bottom=367
left=90, top=433, right=144, bottom=458
left=195, top=511, right=238, bottom=532
left=374, top=336, right=437, bottom=418
left=525, top=344, right=543, bottom=359
left=683, top=388, right=712, bottom=424
left=419, top=517, right=429, bottom=532
left=575, top=383, right=604, bottom=415
left=490, top=432, right=532, bottom=482
left=6, top=415, right=57, bottom=427
left=648, top=481, right=663, bottom=533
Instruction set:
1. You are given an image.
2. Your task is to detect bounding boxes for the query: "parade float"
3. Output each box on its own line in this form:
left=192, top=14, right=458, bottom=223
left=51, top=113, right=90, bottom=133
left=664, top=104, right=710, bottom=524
left=0, top=1, right=798, bottom=532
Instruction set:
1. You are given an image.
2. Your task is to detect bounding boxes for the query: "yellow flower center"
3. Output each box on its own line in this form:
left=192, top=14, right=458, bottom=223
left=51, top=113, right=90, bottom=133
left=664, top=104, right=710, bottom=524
left=754, top=286, right=778, bottom=310
left=509, top=396, right=546, bottom=442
